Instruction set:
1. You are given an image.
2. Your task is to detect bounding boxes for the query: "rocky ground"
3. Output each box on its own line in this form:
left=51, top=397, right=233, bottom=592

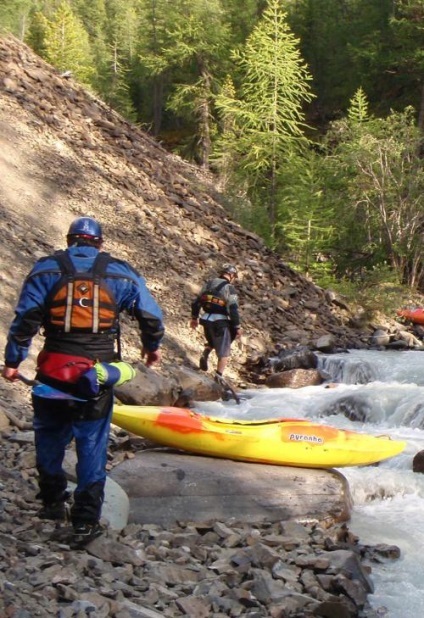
left=0, top=35, right=417, bottom=617
left=0, top=381, right=401, bottom=618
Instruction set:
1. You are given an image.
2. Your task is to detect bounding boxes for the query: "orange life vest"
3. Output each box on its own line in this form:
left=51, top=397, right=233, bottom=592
left=46, top=251, right=118, bottom=333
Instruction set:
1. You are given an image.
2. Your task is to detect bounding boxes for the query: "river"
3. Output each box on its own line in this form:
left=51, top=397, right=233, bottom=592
left=197, top=349, right=424, bottom=618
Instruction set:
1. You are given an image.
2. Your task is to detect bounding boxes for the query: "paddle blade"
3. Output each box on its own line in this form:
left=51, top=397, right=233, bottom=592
left=32, top=383, right=87, bottom=402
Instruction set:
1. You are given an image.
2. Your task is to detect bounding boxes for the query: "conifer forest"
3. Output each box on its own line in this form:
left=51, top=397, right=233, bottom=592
left=1, top=0, right=424, bottom=298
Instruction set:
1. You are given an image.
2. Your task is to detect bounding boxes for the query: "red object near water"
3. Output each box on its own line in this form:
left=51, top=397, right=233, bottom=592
left=397, top=307, right=424, bottom=325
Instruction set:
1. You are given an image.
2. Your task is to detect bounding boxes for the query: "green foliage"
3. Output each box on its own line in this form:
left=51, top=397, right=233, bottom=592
left=285, top=0, right=395, bottom=123
left=91, top=0, right=140, bottom=118
left=221, top=0, right=262, bottom=43
left=217, top=0, right=313, bottom=168
left=275, top=151, right=336, bottom=278
left=320, top=265, right=413, bottom=320
left=72, top=0, right=107, bottom=40
left=283, top=0, right=358, bottom=122
left=214, top=0, right=314, bottom=237
left=25, top=9, right=48, bottom=53
left=347, top=87, right=369, bottom=124
left=319, top=100, right=424, bottom=289
left=34, top=2, right=95, bottom=84
left=71, top=0, right=108, bottom=92
left=222, top=190, right=273, bottom=243
left=210, top=76, right=238, bottom=187
left=380, top=0, right=424, bottom=117
left=138, top=0, right=231, bottom=165
left=0, top=0, right=33, bottom=38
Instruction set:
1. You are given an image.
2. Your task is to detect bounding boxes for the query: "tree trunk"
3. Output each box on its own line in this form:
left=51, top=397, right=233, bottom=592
left=418, top=81, right=424, bottom=133
left=198, top=57, right=212, bottom=170
left=152, top=76, right=164, bottom=136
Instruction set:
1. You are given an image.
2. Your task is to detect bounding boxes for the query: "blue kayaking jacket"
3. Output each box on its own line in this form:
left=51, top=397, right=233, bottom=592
left=4, top=245, right=164, bottom=368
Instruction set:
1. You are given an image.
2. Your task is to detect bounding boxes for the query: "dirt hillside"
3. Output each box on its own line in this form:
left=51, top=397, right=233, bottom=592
left=0, top=36, right=370, bottom=384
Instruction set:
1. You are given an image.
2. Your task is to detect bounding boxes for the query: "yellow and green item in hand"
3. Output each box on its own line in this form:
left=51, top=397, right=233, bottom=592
left=77, top=361, right=136, bottom=397
left=94, top=361, right=136, bottom=387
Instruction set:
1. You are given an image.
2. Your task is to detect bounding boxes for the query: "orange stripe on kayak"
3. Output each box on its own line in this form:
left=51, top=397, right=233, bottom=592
left=155, top=408, right=205, bottom=434
left=154, top=409, right=241, bottom=442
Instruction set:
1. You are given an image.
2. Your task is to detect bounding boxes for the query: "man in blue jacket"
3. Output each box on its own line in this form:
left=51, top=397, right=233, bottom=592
left=2, top=217, right=164, bottom=547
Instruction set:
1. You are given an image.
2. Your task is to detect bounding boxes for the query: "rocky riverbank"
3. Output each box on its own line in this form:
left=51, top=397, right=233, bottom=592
left=0, top=511, right=397, bottom=618
left=0, top=380, right=400, bottom=618
left=0, top=450, right=400, bottom=618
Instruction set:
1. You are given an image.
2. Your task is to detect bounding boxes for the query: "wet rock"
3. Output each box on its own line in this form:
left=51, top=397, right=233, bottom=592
left=370, top=328, right=391, bottom=347
left=320, top=395, right=371, bottom=423
left=412, top=449, right=424, bottom=473
left=265, top=368, right=323, bottom=388
left=314, top=334, right=337, bottom=353
left=272, top=347, right=318, bottom=371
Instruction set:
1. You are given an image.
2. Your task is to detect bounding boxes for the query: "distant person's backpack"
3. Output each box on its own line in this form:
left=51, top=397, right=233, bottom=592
left=46, top=250, right=118, bottom=333
left=200, top=279, right=228, bottom=315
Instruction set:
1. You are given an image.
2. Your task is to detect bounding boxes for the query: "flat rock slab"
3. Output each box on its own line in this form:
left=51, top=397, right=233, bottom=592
left=109, top=449, right=352, bottom=526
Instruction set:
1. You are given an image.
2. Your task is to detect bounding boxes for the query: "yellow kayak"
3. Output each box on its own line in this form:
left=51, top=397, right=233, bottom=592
left=112, top=405, right=406, bottom=469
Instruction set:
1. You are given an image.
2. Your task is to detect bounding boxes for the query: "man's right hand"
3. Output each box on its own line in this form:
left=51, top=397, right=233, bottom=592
left=2, top=367, right=20, bottom=381
left=234, top=327, right=243, bottom=339
left=190, top=318, right=199, bottom=329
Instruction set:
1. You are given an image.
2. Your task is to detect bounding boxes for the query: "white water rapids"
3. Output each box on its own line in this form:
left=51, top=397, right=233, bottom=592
left=196, top=349, right=424, bottom=618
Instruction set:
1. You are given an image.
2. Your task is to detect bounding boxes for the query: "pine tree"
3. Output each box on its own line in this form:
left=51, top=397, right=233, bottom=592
left=139, top=0, right=231, bottom=167
left=276, top=152, right=336, bottom=279
left=40, top=2, right=95, bottom=85
left=215, top=0, right=314, bottom=241
left=348, top=87, right=369, bottom=124
left=0, top=0, right=33, bottom=39
left=97, top=0, right=140, bottom=118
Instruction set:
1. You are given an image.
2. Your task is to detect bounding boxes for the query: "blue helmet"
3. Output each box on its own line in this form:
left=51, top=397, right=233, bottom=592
left=67, top=217, right=102, bottom=241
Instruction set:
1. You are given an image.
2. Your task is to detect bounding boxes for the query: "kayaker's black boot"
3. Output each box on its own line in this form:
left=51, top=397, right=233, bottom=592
left=37, top=490, right=71, bottom=521
left=214, top=371, right=225, bottom=386
left=199, top=347, right=211, bottom=371
left=71, top=522, right=104, bottom=549
left=38, top=501, right=68, bottom=521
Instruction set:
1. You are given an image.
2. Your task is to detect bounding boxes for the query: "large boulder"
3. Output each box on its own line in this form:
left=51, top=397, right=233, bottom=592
left=114, top=363, right=179, bottom=405
left=110, top=451, right=352, bottom=527
left=115, top=364, right=222, bottom=405
left=265, top=368, right=323, bottom=388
